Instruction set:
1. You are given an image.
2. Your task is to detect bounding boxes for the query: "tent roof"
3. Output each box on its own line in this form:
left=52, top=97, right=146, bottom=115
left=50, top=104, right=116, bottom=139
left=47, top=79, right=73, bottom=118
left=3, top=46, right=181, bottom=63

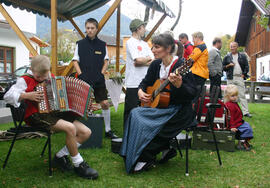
left=139, top=0, right=175, bottom=18
left=0, top=0, right=111, bottom=21
left=0, top=0, right=175, bottom=21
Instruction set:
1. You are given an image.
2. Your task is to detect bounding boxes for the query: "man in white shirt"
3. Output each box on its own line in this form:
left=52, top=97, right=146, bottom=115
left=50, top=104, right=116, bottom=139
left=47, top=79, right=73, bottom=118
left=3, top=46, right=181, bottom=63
left=123, top=19, right=154, bottom=128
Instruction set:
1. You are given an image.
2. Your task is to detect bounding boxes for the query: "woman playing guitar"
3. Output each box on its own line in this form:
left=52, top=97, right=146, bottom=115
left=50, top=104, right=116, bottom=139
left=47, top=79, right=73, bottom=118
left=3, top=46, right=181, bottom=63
left=120, top=33, right=198, bottom=174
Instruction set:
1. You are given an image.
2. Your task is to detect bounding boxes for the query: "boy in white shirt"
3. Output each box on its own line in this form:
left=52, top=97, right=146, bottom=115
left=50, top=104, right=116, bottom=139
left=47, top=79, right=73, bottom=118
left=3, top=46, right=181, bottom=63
left=123, top=19, right=154, bottom=128
left=4, top=55, right=98, bottom=179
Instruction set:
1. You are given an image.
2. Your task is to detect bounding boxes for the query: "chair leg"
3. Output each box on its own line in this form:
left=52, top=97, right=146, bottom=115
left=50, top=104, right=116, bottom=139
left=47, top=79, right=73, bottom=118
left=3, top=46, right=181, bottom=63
left=174, top=137, right=183, bottom=158
left=48, top=133, right=52, bottom=177
left=41, top=137, right=49, bottom=157
left=3, top=130, right=19, bottom=169
left=210, top=129, right=222, bottom=166
left=185, top=131, right=189, bottom=176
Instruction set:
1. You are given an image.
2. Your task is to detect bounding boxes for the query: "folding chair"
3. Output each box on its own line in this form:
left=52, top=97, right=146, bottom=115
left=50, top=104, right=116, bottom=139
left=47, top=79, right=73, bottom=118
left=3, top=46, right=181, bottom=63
left=174, top=85, right=222, bottom=176
left=2, top=101, right=53, bottom=176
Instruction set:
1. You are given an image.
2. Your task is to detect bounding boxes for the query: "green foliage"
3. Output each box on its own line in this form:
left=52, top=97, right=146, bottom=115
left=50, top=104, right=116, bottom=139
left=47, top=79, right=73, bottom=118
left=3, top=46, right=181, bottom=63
left=220, top=34, right=234, bottom=59
left=1, top=103, right=270, bottom=187
left=41, top=29, right=80, bottom=63
left=257, top=0, right=270, bottom=29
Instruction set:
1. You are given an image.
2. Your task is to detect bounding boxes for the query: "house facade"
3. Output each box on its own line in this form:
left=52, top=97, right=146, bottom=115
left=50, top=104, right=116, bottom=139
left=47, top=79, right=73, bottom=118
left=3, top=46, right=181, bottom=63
left=0, top=6, right=47, bottom=74
left=235, top=0, right=270, bottom=81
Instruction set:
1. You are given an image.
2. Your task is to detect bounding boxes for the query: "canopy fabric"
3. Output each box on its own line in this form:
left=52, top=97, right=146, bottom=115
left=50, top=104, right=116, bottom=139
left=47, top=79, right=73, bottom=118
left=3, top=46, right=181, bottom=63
left=0, top=0, right=111, bottom=21
left=138, top=0, right=175, bottom=18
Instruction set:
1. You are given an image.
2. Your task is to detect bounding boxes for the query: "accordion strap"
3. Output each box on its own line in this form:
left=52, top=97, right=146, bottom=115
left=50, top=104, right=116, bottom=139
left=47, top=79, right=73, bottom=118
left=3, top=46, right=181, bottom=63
left=22, top=73, right=35, bottom=79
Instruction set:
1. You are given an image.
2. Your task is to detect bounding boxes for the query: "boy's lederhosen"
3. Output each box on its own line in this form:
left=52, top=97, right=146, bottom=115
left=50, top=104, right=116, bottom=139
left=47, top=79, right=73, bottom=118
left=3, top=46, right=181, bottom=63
left=22, top=74, right=79, bottom=130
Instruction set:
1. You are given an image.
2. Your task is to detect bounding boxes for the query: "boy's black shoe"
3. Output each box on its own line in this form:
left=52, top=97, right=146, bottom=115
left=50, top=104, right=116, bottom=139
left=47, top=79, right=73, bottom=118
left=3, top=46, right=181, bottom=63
left=159, top=148, right=177, bottom=164
left=105, top=130, right=118, bottom=139
left=74, top=161, right=98, bottom=179
left=52, top=155, right=73, bottom=171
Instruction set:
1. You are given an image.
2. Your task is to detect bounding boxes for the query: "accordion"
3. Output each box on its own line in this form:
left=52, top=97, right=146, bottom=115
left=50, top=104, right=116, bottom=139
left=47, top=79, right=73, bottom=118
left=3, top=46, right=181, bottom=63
left=35, top=76, right=93, bottom=118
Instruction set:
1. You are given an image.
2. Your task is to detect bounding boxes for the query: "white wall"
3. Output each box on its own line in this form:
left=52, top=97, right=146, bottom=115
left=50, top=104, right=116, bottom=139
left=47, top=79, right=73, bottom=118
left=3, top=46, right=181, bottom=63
left=256, top=54, right=270, bottom=80
left=0, top=5, right=36, bottom=34
left=0, top=28, right=40, bottom=70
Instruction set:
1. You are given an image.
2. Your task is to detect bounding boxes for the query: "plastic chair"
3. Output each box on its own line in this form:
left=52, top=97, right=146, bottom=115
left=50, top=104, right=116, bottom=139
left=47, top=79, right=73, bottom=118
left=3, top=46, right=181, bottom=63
left=2, top=101, right=52, bottom=176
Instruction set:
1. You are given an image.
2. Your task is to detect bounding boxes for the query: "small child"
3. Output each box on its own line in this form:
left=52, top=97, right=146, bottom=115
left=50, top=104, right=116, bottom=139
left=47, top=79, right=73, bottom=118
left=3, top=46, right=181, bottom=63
left=224, top=84, right=253, bottom=151
left=4, top=55, right=98, bottom=179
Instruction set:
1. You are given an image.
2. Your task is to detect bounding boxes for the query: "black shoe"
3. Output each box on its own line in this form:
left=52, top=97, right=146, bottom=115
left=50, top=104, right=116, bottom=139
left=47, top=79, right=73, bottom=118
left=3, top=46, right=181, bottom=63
left=105, top=130, right=118, bottom=139
left=159, top=148, right=177, bottom=164
left=52, top=155, right=73, bottom=171
left=74, top=161, right=98, bottom=179
left=133, top=161, right=155, bottom=173
left=244, top=113, right=252, bottom=118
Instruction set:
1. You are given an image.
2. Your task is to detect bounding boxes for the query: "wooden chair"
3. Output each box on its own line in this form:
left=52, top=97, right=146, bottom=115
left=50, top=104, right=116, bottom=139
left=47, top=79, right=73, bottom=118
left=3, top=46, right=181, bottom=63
left=2, top=101, right=53, bottom=176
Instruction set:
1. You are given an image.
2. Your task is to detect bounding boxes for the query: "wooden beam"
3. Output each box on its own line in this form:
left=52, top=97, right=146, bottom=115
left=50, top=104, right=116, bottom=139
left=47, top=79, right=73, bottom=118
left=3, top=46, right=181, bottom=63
left=68, top=17, right=85, bottom=38
left=144, top=13, right=167, bottom=42
left=120, top=64, right=125, bottom=75
left=61, top=62, right=74, bottom=76
left=51, top=0, right=57, bottom=75
left=0, top=4, right=38, bottom=56
left=97, top=0, right=122, bottom=34
left=116, top=4, right=121, bottom=73
left=5, top=0, right=66, bottom=20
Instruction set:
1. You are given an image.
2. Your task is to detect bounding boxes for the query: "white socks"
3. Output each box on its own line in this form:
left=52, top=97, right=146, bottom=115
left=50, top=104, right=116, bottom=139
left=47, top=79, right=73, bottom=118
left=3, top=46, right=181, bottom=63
left=134, top=162, right=146, bottom=171
left=102, top=109, right=111, bottom=132
left=56, top=142, right=82, bottom=158
left=71, top=153, right=83, bottom=167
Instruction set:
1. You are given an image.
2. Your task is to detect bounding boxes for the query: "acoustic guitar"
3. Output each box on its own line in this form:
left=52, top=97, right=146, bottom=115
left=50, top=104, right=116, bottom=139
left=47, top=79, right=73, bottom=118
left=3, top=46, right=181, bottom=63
left=141, top=59, right=193, bottom=108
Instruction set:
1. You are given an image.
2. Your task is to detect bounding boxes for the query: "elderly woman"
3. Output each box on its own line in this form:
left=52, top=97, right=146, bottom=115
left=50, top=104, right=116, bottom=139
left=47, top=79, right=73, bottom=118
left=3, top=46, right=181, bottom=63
left=120, top=34, right=197, bottom=173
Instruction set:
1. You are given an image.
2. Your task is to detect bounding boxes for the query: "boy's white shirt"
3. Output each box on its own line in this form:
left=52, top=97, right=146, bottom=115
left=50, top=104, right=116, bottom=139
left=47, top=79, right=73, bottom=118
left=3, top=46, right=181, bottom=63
left=4, top=69, right=33, bottom=107
left=125, top=37, right=154, bottom=88
left=72, top=44, right=109, bottom=62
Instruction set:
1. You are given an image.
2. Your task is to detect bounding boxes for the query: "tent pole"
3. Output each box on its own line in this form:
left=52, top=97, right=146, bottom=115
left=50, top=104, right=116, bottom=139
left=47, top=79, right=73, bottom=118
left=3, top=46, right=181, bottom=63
left=51, top=0, right=57, bottom=75
left=116, top=4, right=121, bottom=73
left=0, top=4, right=38, bottom=57
left=68, top=17, right=85, bottom=38
left=97, top=0, right=122, bottom=34
left=144, top=13, right=167, bottom=42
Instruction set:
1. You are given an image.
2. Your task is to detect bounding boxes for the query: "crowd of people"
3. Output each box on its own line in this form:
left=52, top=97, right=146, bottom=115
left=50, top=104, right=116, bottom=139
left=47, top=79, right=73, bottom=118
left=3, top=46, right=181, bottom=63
left=3, top=17, right=253, bottom=179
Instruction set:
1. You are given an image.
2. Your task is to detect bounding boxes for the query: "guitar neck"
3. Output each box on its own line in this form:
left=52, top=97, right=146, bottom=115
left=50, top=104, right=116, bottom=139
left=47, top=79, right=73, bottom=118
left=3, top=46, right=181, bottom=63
left=153, top=79, right=170, bottom=98
left=153, top=59, right=192, bottom=98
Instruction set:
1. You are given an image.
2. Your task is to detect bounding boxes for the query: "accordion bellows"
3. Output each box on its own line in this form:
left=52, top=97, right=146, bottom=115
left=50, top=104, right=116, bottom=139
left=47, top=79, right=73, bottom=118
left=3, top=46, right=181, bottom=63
left=36, top=76, right=93, bottom=118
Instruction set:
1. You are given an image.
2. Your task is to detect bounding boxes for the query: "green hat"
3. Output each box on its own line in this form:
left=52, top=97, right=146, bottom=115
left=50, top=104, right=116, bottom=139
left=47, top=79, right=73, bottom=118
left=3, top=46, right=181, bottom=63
left=129, top=19, right=147, bottom=32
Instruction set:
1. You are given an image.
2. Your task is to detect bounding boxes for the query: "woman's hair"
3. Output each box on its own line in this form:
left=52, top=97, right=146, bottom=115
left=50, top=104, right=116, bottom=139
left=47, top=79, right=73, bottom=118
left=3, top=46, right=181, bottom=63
left=152, top=33, right=176, bottom=54
left=224, top=84, right=238, bottom=103
left=31, top=55, right=51, bottom=75
left=176, top=41, right=184, bottom=58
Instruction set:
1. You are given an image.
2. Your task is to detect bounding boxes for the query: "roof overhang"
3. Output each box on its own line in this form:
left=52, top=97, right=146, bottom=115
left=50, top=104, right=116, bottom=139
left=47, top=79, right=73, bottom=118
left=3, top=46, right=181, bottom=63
left=29, top=36, right=50, bottom=47
left=235, top=0, right=256, bottom=46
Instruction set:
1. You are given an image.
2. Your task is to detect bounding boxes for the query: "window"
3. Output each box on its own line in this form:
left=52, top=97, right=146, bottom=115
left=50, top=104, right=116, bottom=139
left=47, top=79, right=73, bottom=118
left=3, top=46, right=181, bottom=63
left=0, top=47, right=14, bottom=73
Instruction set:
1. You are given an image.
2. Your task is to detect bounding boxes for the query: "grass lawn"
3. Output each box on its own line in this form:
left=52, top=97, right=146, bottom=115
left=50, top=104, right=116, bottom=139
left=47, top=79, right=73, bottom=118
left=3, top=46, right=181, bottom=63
left=0, top=103, right=270, bottom=188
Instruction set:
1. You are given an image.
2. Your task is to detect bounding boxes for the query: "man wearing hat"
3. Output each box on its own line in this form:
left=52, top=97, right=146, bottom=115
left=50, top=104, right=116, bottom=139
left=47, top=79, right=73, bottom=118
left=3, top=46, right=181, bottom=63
left=123, top=19, right=154, bottom=129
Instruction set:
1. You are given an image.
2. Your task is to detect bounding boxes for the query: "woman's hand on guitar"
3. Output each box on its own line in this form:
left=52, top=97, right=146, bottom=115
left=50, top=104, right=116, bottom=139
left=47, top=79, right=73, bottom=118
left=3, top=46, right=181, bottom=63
left=168, top=73, right=182, bottom=88
left=138, top=89, right=151, bottom=103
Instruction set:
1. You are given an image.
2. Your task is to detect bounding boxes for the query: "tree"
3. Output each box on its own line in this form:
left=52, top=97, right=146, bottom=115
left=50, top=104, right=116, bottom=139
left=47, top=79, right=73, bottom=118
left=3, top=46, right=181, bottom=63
left=41, top=29, right=80, bottom=63
left=257, top=0, right=270, bottom=29
left=220, top=34, right=234, bottom=59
